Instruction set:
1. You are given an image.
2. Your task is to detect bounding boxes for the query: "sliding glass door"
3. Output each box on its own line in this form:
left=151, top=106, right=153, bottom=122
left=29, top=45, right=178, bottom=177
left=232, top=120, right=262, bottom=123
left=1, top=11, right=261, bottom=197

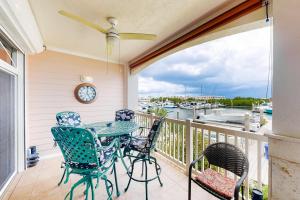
left=0, top=34, right=24, bottom=195
left=0, top=68, right=16, bottom=191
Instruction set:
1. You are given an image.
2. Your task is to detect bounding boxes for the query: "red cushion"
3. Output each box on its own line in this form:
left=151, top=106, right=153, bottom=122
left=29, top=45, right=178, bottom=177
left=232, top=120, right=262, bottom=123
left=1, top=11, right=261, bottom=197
left=195, top=168, right=236, bottom=199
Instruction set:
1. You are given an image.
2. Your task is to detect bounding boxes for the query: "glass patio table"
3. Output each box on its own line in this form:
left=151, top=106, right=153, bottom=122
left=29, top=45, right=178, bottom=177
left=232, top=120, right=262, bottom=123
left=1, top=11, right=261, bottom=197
left=85, top=121, right=139, bottom=171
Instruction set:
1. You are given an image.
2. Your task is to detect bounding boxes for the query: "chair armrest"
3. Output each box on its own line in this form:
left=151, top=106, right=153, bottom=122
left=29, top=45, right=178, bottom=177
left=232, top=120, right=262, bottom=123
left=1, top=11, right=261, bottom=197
left=234, top=170, right=248, bottom=199
left=189, top=154, right=204, bottom=178
left=138, top=126, right=150, bottom=135
left=139, top=126, right=150, bottom=129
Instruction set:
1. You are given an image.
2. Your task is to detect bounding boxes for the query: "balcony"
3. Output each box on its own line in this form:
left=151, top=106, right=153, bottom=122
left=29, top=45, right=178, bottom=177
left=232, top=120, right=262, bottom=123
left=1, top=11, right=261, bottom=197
left=135, top=113, right=269, bottom=199
left=2, top=113, right=268, bottom=200
left=2, top=0, right=300, bottom=199
left=1, top=155, right=220, bottom=200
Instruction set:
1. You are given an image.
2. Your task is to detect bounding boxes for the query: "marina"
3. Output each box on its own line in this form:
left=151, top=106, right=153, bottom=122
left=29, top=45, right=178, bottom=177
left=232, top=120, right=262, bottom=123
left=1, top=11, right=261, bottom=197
left=138, top=99, right=272, bottom=133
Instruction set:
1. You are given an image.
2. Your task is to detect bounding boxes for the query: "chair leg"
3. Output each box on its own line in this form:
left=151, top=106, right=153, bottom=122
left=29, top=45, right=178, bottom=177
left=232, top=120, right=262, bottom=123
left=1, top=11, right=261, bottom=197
left=153, top=157, right=163, bottom=186
left=58, top=168, right=66, bottom=186
left=241, top=185, right=244, bottom=200
left=113, top=162, right=120, bottom=197
left=85, top=181, right=90, bottom=200
left=125, top=159, right=137, bottom=192
left=188, top=176, right=192, bottom=200
left=67, top=176, right=87, bottom=200
left=128, top=154, right=133, bottom=165
left=89, top=177, right=95, bottom=200
left=104, top=176, right=113, bottom=200
left=141, top=160, right=145, bottom=177
left=145, top=160, right=149, bottom=200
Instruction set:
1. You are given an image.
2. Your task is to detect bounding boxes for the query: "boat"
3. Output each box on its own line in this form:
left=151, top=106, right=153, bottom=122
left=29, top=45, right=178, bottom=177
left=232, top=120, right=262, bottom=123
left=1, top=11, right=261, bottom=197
left=265, top=107, right=272, bottom=114
left=179, top=102, right=206, bottom=110
left=196, top=112, right=245, bottom=124
left=195, top=109, right=260, bottom=125
left=253, top=102, right=272, bottom=115
left=163, top=103, right=177, bottom=108
left=162, top=100, right=177, bottom=108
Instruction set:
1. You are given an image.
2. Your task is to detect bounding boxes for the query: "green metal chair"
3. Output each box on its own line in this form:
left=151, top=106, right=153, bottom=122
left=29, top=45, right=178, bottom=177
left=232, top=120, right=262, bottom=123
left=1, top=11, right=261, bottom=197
left=123, top=117, right=165, bottom=200
left=55, top=111, right=82, bottom=186
left=51, top=126, right=120, bottom=200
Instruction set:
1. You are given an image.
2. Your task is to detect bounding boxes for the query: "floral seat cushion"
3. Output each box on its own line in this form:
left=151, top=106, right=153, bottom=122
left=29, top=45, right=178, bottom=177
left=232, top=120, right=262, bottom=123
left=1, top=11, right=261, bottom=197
left=100, top=146, right=116, bottom=165
left=69, top=145, right=115, bottom=170
left=126, top=119, right=164, bottom=154
left=101, top=134, right=130, bottom=148
left=101, top=109, right=135, bottom=147
left=56, top=111, right=82, bottom=127
left=115, top=109, right=135, bottom=121
left=128, top=136, right=148, bottom=153
left=195, top=168, right=237, bottom=199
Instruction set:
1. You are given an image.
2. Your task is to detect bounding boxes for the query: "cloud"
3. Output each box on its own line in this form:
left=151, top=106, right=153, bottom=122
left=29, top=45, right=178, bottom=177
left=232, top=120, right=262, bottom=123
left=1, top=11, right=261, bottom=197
left=139, top=77, right=188, bottom=96
left=139, top=27, right=272, bottom=98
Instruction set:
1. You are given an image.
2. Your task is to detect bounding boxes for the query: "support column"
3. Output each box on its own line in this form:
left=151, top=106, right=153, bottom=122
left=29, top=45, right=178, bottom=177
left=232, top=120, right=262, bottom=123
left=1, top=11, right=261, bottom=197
left=266, top=0, right=300, bottom=199
left=124, top=65, right=138, bottom=110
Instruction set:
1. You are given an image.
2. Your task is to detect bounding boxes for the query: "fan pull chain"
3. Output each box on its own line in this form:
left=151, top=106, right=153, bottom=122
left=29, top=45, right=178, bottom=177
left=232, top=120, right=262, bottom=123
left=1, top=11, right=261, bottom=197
left=264, top=0, right=269, bottom=22
left=119, top=38, right=122, bottom=73
left=265, top=0, right=273, bottom=99
left=106, top=38, right=109, bottom=75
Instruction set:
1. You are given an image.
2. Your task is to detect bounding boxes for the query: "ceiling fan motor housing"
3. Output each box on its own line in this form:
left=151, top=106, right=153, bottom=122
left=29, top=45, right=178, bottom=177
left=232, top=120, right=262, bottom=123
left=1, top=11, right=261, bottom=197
left=107, top=27, right=120, bottom=39
left=107, top=17, right=118, bottom=27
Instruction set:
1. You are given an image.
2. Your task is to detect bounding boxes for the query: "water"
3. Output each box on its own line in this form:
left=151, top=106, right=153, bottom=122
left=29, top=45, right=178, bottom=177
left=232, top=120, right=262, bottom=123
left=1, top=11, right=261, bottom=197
left=165, top=107, right=272, bottom=120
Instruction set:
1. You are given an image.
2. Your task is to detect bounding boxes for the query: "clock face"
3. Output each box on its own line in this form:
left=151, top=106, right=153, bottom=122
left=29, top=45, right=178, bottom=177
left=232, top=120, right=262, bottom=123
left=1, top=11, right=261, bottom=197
left=74, top=83, right=97, bottom=104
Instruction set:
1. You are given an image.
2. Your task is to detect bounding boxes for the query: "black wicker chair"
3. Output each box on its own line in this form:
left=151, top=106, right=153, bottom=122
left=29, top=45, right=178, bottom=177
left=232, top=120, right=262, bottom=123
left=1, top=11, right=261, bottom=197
left=123, top=117, right=165, bottom=200
left=188, top=142, right=249, bottom=200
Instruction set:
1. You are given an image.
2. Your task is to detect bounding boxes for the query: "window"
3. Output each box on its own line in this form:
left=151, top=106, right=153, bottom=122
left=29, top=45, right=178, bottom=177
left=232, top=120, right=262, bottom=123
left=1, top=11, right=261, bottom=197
left=0, top=36, right=17, bottom=66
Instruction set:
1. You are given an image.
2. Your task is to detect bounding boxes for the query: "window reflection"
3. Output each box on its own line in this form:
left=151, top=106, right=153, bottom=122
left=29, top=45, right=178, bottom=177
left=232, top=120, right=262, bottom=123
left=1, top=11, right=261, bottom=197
left=0, top=37, right=15, bottom=66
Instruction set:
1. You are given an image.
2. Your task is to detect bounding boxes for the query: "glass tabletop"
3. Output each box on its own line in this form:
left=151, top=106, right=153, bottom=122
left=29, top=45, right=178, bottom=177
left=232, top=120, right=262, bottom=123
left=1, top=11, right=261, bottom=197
left=85, top=121, right=139, bottom=137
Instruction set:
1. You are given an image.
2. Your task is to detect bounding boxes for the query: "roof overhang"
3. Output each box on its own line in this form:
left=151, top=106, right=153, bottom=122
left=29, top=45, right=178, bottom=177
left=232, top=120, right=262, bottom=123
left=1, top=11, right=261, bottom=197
left=129, top=0, right=269, bottom=73
left=28, top=0, right=247, bottom=64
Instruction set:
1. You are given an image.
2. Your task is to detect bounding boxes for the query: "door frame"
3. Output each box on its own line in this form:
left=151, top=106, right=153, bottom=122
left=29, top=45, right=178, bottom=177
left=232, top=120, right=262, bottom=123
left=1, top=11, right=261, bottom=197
left=0, top=35, right=25, bottom=197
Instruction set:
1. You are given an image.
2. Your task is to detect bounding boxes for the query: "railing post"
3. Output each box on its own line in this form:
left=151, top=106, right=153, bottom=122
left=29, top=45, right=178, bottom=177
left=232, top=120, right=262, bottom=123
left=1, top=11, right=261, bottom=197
left=193, top=107, right=196, bottom=120
left=259, top=109, right=264, bottom=125
left=150, top=113, right=155, bottom=125
left=185, top=118, right=193, bottom=175
left=244, top=113, right=250, bottom=132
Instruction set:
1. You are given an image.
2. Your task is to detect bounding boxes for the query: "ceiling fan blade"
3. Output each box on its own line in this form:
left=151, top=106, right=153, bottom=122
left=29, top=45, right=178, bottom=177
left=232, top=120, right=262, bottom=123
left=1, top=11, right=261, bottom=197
left=58, top=10, right=107, bottom=34
left=119, top=33, right=157, bottom=40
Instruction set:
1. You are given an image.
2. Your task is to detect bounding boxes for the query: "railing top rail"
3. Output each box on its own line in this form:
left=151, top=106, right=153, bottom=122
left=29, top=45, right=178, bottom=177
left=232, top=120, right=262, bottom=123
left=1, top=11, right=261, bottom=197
left=191, top=122, right=268, bottom=142
left=136, top=112, right=268, bottom=142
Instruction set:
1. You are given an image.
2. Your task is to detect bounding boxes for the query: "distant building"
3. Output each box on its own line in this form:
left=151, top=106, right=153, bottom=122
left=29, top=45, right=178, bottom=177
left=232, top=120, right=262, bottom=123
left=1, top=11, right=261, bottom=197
left=138, top=97, right=151, bottom=103
left=194, top=96, right=226, bottom=100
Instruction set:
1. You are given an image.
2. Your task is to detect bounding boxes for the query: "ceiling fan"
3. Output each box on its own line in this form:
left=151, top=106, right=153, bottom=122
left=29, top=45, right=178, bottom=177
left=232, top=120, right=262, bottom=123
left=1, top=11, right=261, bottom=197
left=58, top=10, right=157, bottom=55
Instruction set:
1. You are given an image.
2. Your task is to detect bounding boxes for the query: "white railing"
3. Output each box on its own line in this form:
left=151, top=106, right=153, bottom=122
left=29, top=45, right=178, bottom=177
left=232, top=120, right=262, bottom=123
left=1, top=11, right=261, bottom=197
left=135, top=112, right=268, bottom=199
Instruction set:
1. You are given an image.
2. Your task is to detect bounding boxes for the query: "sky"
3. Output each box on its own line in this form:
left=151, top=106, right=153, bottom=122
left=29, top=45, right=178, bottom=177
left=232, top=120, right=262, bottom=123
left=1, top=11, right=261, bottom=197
left=138, top=27, right=272, bottom=98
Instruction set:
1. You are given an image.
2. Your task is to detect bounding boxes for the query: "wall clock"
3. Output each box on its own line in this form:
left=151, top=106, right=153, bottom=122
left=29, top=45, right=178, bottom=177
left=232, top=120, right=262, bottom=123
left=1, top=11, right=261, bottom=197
left=74, top=83, right=97, bottom=104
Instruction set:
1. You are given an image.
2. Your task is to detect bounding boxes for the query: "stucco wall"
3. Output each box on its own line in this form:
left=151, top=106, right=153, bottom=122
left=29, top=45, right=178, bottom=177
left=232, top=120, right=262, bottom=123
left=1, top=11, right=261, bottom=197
left=27, top=50, right=125, bottom=157
left=267, top=0, right=300, bottom=199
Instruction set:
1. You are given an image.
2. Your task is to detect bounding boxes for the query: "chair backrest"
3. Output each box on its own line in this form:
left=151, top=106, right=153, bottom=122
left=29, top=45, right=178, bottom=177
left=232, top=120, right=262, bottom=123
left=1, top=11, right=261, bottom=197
left=145, top=117, right=165, bottom=151
left=56, top=111, right=82, bottom=127
left=115, top=109, right=135, bottom=121
left=51, top=126, right=101, bottom=169
left=203, top=142, right=249, bottom=177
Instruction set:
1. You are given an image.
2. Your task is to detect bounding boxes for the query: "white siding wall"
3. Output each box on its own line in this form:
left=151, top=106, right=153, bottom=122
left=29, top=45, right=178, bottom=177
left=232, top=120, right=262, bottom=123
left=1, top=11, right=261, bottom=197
left=27, top=50, right=125, bottom=157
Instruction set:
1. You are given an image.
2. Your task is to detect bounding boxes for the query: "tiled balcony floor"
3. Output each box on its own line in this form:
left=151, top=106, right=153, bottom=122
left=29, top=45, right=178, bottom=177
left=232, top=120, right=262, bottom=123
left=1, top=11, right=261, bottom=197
left=2, top=154, right=217, bottom=200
